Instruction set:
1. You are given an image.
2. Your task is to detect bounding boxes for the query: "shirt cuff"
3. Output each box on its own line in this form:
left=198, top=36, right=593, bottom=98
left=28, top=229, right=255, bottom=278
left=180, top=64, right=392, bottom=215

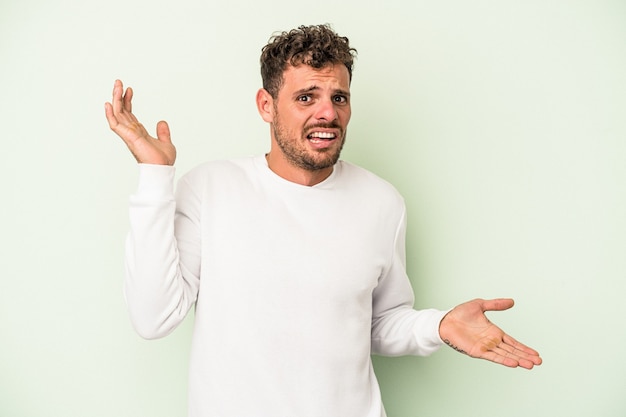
left=134, top=163, right=176, bottom=200
left=414, top=308, right=452, bottom=351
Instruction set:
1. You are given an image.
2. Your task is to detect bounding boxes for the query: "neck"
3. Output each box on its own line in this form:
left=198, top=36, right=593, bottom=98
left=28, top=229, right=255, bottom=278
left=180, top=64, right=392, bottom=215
left=265, top=152, right=333, bottom=187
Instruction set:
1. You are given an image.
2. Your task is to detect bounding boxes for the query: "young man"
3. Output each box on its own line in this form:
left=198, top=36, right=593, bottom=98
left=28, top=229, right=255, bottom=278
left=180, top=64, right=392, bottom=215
left=105, top=24, right=541, bottom=417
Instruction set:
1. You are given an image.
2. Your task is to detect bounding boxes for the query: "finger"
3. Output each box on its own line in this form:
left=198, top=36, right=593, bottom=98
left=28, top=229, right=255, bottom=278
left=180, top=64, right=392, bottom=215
left=481, top=298, right=514, bottom=313
left=104, top=102, right=119, bottom=129
left=109, top=80, right=141, bottom=126
left=495, top=346, right=537, bottom=369
left=502, top=334, right=541, bottom=357
left=482, top=344, right=539, bottom=369
left=479, top=350, right=520, bottom=368
left=492, top=338, right=542, bottom=368
left=123, top=86, right=133, bottom=113
left=111, top=79, right=124, bottom=114
left=156, top=120, right=171, bottom=143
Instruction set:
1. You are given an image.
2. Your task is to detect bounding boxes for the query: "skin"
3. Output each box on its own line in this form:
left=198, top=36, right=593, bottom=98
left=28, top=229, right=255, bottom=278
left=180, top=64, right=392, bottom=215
left=439, top=298, right=542, bottom=369
left=104, top=80, right=176, bottom=166
left=256, top=64, right=352, bottom=186
left=104, top=65, right=542, bottom=369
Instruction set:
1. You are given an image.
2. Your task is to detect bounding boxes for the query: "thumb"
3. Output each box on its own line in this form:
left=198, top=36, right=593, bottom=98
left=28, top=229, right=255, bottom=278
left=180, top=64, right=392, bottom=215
left=481, top=298, right=515, bottom=313
left=156, top=120, right=171, bottom=143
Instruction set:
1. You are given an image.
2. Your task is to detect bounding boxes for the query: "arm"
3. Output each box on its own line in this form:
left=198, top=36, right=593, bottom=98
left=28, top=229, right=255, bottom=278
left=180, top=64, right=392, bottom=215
left=439, top=298, right=543, bottom=369
left=370, top=204, right=542, bottom=369
left=105, top=80, right=199, bottom=338
left=371, top=207, right=448, bottom=357
left=123, top=165, right=201, bottom=339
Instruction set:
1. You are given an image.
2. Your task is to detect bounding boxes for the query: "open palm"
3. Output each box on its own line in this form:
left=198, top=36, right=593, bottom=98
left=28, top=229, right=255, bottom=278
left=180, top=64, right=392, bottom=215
left=104, top=80, right=176, bottom=165
left=439, top=298, right=542, bottom=369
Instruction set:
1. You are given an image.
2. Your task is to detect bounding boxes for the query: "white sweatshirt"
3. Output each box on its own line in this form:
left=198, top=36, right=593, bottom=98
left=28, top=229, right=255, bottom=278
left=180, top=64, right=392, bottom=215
left=125, top=156, right=447, bottom=417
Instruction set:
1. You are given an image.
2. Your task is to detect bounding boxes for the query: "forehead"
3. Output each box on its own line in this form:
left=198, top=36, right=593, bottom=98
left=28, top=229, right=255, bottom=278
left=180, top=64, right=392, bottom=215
left=280, top=64, right=350, bottom=92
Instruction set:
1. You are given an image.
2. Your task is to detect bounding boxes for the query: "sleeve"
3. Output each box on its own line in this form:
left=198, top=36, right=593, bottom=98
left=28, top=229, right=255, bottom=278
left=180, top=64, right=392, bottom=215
left=124, top=164, right=201, bottom=339
left=370, top=206, right=449, bottom=357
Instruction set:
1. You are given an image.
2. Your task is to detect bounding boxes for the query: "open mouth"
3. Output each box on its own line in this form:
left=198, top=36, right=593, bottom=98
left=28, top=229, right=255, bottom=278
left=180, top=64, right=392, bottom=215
left=307, top=131, right=337, bottom=143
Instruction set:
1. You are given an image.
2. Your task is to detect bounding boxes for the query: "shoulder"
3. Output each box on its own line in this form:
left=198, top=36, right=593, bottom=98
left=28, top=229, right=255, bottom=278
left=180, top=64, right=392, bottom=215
left=180, top=156, right=258, bottom=185
left=335, top=160, right=405, bottom=203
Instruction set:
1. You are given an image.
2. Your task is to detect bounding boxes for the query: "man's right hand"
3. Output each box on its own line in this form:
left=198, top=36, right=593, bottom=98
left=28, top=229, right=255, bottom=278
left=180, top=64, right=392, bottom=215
left=105, top=79, right=176, bottom=165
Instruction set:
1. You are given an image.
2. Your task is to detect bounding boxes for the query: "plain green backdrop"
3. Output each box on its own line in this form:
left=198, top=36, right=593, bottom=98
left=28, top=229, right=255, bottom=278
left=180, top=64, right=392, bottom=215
left=1, top=0, right=625, bottom=416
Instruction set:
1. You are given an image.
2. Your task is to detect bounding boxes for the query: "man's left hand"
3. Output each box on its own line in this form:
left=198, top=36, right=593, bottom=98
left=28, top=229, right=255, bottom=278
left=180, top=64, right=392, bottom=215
left=439, top=298, right=542, bottom=369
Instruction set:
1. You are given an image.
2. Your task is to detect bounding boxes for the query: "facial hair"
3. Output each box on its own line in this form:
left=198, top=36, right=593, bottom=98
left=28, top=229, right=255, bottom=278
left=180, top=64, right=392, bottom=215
left=272, top=110, right=346, bottom=172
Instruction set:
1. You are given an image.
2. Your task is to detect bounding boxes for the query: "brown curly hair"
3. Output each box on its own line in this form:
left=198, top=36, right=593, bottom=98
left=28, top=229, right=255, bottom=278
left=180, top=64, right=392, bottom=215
left=260, top=24, right=357, bottom=98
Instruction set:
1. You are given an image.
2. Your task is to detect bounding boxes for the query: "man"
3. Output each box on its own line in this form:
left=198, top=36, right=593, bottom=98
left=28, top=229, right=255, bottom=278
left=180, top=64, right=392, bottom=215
left=105, top=24, right=541, bottom=417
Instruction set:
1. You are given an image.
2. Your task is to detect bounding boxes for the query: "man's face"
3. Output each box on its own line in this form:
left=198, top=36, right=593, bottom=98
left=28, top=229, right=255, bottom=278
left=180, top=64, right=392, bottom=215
left=268, top=63, right=352, bottom=174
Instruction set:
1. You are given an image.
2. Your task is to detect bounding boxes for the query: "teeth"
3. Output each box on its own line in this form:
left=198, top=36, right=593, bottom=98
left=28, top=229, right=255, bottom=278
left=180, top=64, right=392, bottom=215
left=308, top=132, right=336, bottom=139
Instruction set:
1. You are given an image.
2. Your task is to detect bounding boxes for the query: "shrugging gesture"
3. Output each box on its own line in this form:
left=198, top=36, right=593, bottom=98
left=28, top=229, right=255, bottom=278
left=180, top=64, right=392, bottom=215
left=439, top=298, right=542, bottom=369
left=105, top=79, right=176, bottom=166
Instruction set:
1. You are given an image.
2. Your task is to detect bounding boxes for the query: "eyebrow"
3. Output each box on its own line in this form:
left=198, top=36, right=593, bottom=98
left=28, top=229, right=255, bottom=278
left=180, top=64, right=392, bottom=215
left=293, top=85, right=351, bottom=98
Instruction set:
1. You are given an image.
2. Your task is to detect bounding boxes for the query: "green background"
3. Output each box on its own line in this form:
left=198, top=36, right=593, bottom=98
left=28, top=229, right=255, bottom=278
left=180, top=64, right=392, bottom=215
left=1, top=0, right=625, bottom=416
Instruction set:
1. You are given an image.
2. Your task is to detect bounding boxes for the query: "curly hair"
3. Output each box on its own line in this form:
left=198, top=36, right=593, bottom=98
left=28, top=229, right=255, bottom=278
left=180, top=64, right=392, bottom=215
left=260, top=24, right=357, bottom=98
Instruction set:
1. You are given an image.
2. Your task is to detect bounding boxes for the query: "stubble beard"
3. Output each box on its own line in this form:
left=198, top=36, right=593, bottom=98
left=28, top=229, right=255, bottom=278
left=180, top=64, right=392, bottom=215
left=272, top=113, right=346, bottom=172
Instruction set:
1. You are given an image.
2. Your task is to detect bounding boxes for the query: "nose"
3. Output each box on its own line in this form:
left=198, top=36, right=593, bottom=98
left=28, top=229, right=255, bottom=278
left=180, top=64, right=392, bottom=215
left=314, top=98, right=338, bottom=122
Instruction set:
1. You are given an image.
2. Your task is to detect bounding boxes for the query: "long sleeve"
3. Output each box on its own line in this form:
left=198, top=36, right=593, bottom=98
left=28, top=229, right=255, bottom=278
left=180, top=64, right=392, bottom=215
left=370, top=206, right=448, bottom=357
left=124, top=164, right=201, bottom=339
left=121, top=157, right=449, bottom=416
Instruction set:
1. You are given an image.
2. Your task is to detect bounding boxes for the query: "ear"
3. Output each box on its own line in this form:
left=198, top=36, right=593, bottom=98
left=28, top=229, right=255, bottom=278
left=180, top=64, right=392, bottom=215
left=256, top=88, right=274, bottom=123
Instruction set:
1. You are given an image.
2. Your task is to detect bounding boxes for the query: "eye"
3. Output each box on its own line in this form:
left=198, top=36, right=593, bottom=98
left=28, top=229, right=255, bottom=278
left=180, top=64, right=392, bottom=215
left=297, top=94, right=312, bottom=103
left=333, top=95, right=348, bottom=104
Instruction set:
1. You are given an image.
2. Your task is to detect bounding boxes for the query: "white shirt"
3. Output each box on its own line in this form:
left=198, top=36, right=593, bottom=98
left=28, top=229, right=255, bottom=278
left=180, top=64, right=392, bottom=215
left=125, top=156, right=446, bottom=417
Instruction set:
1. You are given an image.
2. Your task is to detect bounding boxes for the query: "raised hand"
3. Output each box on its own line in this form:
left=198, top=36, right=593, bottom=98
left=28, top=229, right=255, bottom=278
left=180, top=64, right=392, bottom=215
left=439, top=298, right=542, bottom=369
left=105, top=80, right=176, bottom=165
